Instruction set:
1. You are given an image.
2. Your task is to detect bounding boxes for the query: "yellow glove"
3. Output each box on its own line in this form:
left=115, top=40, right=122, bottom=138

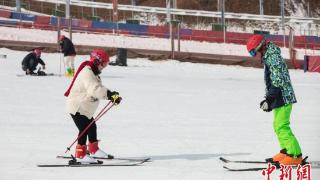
left=107, top=90, right=122, bottom=105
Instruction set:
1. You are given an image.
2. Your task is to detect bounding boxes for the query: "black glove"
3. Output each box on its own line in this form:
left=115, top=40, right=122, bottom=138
left=260, top=94, right=276, bottom=112
left=107, top=90, right=122, bottom=105
left=260, top=99, right=271, bottom=112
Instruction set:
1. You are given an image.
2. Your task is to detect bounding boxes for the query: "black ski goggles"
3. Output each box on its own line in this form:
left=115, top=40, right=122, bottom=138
left=249, top=50, right=257, bottom=57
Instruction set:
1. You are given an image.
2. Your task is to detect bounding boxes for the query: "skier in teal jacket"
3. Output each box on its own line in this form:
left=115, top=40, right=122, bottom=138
left=246, top=34, right=303, bottom=166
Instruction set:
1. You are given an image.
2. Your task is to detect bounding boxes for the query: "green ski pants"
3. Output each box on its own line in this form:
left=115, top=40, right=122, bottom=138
left=273, top=104, right=302, bottom=157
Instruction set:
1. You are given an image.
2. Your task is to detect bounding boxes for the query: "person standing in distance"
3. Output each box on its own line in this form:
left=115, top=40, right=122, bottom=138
left=64, top=49, right=122, bottom=163
left=246, top=34, right=303, bottom=166
left=59, top=35, right=76, bottom=77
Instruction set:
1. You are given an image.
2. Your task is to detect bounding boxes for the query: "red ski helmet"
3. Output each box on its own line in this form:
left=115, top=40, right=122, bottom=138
left=59, top=35, right=65, bottom=41
left=246, top=34, right=265, bottom=56
left=90, top=49, right=109, bottom=66
left=34, top=48, right=41, bottom=57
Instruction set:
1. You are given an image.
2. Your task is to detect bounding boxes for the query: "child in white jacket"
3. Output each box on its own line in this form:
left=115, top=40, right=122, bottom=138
left=64, top=49, right=122, bottom=163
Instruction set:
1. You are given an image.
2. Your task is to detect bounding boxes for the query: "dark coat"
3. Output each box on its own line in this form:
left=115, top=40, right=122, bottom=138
left=21, top=52, right=45, bottom=72
left=59, top=37, right=76, bottom=57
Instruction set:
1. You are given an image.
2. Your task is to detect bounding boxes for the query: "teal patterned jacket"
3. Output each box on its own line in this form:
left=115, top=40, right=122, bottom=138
left=262, top=42, right=297, bottom=109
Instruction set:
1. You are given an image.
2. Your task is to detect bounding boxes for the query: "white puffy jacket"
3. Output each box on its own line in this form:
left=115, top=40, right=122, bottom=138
left=66, top=66, right=109, bottom=119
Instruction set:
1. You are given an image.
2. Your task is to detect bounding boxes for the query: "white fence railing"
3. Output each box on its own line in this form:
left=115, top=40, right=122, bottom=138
left=32, top=0, right=318, bottom=24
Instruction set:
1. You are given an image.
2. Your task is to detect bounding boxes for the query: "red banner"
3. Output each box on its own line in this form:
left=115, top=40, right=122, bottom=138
left=0, top=10, right=11, bottom=18
left=308, top=56, right=320, bottom=73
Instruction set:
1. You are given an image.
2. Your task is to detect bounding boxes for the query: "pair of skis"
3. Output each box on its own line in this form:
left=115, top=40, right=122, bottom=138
left=16, top=73, right=56, bottom=77
left=220, top=156, right=320, bottom=171
left=220, top=157, right=275, bottom=171
left=38, top=102, right=133, bottom=168
left=37, top=155, right=151, bottom=167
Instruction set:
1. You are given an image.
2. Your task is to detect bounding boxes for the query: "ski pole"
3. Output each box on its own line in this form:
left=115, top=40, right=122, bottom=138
left=59, top=53, right=62, bottom=77
left=95, top=100, right=112, bottom=121
left=65, top=101, right=114, bottom=153
left=61, top=54, right=66, bottom=76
